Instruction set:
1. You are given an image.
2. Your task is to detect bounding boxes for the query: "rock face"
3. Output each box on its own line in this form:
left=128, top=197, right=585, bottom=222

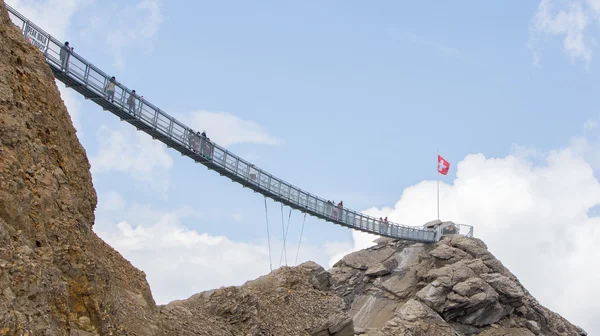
left=0, top=1, right=162, bottom=335
left=329, top=235, right=587, bottom=336
left=159, top=262, right=354, bottom=336
left=0, top=1, right=588, bottom=335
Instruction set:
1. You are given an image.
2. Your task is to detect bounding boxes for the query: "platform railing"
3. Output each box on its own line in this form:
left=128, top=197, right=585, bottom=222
left=454, top=224, right=474, bottom=238
left=433, top=222, right=474, bottom=241
left=5, top=2, right=438, bottom=242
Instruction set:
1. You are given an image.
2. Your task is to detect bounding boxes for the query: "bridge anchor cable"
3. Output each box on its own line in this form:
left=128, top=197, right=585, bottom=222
left=264, top=197, right=273, bottom=272
left=279, top=204, right=288, bottom=266
left=279, top=206, right=292, bottom=266
left=295, top=212, right=307, bottom=265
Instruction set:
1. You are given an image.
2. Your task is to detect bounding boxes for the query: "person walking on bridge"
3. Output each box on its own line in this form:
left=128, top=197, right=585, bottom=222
left=105, top=76, right=116, bottom=102
left=59, top=41, right=73, bottom=71
left=201, top=131, right=213, bottom=159
left=194, top=131, right=202, bottom=153
left=383, top=217, right=389, bottom=235
left=127, top=90, right=138, bottom=115
left=187, top=129, right=194, bottom=151
left=248, top=164, right=257, bottom=181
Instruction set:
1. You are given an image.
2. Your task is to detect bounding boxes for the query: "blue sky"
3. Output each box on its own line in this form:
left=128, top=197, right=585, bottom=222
left=8, top=0, right=600, bottom=333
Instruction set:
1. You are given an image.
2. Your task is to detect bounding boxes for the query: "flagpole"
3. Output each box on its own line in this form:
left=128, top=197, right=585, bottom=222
left=437, top=151, right=440, bottom=220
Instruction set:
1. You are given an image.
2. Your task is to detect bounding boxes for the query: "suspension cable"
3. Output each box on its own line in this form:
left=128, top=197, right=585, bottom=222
left=264, top=197, right=272, bottom=272
left=279, top=206, right=293, bottom=266
left=295, top=212, right=307, bottom=265
left=280, top=203, right=288, bottom=266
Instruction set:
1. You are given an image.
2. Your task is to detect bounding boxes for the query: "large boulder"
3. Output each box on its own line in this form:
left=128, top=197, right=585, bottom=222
left=381, top=299, right=455, bottom=336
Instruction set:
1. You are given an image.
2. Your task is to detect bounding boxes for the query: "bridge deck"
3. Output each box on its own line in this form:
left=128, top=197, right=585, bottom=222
left=5, top=2, right=438, bottom=243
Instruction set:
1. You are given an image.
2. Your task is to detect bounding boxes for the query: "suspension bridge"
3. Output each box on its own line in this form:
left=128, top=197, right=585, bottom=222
left=5, top=3, right=473, bottom=250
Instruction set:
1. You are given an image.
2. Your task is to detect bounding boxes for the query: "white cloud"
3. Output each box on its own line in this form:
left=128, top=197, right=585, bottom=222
left=340, top=129, right=600, bottom=334
left=9, top=0, right=162, bottom=71
left=94, top=193, right=351, bottom=304
left=8, top=0, right=88, bottom=38
left=570, top=129, right=600, bottom=170
left=184, top=110, right=282, bottom=147
left=81, top=0, right=163, bottom=71
left=89, top=124, right=173, bottom=192
left=327, top=230, right=378, bottom=268
left=527, top=0, right=600, bottom=68
left=96, top=190, right=126, bottom=213
left=97, top=217, right=274, bottom=304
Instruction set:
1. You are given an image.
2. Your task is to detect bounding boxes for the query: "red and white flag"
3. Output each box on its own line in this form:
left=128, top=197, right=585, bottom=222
left=437, top=155, right=450, bottom=175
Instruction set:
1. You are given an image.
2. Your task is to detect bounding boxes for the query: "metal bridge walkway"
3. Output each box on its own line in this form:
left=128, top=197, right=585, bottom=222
left=5, top=3, right=439, bottom=243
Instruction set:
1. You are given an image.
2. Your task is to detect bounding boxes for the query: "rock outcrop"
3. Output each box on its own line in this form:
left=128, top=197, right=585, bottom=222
left=0, top=0, right=588, bottom=335
left=159, top=262, right=354, bottom=336
left=330, top=236, right=587, bottom=336
left=0, top=1, right=162, bottom=334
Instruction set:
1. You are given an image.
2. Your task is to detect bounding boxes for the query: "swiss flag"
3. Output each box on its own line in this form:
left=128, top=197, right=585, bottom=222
left=437, top=155, right=450, bottom=175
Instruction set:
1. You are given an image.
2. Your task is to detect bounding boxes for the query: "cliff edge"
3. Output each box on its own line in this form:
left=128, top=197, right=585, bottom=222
left=0, top=1, right=162, bottom=334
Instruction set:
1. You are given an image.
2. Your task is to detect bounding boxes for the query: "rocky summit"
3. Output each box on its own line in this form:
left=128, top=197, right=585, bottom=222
left=328, top=236, right=587, bottom=336
left=0, top=0, right=588, bottom=335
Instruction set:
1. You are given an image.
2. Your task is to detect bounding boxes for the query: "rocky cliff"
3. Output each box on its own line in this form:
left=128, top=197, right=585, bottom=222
left=0, top=0, right=588, bottom=335
left=156, top=232, right=588, bottom=336
left=329, top=236, right=587, bottom=336
left=0, top=1, right=162, bottom=334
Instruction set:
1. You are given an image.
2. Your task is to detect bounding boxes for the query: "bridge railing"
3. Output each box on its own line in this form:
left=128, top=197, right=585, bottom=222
left=5, top=2, right=437, bottom=242
left=453, top=224, right=474, bottom=238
